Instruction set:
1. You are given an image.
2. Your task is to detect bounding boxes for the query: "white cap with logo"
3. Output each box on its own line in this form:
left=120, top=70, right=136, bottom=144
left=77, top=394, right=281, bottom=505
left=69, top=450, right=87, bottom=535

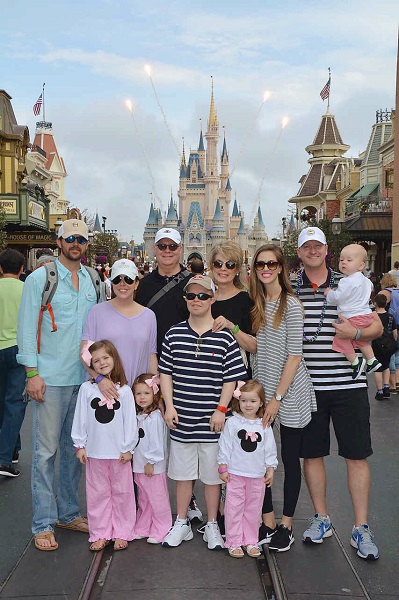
left=297, top=227, right=327, bottom=248
left=155, top=228, right=181, bottom=245
left=110, top=259, right=138, bottom=281
left=58, top=219, right=88, bottom=240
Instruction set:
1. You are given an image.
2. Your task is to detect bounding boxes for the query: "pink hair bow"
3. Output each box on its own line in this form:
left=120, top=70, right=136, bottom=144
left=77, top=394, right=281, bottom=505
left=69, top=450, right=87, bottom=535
left=144, top=374, right=160, bottom=394
left=233, top=380, right=246, bottom=399
left=81, top=341, right=95, bottom=367
left=246, top=431, right=258, bottom=442
left=99, top=397, right=115, bottom=410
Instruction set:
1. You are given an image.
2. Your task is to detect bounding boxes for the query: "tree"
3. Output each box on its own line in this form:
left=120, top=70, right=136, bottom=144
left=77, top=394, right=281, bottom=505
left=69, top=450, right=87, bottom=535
left=90, top=232, right=120, bottom=266
left=0, top=207, right=6, bottom=250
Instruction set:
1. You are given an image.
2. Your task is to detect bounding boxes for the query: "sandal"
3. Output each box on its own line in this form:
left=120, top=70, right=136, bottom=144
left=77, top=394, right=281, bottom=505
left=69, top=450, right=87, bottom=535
left=246, top=544, right=261, bottom=557
left=228, top=546, right=244, bottom=558
left=34, top=531, right=58, bottom=551
left=90, top=539, right=111, bottom=552
left=56, top=517, right=89, bottom=533
left=114, top=538, right=128, bottom=551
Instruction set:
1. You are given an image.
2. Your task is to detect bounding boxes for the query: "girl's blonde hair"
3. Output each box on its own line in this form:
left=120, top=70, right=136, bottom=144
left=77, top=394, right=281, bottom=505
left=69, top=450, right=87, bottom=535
left=208, top=240, right=246, bottom=290
left=249, top=244, right=295, bottom=333
left=231, top=379, right=266, bottom=418
left=380, top=273, right=396, bottom=290
left=132, top=373, right=161, bottom=415
left=89, top=340, right=127, bottom=386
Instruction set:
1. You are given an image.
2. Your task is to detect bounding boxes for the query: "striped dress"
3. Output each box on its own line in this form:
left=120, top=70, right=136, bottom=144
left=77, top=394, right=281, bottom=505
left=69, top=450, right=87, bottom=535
left=253, top=295, right=316, bottom=428
left=159, top=321, right=248, bottom=443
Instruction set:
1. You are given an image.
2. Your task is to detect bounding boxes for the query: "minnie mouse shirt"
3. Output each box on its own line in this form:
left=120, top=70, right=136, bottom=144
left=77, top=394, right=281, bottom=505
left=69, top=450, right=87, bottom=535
left=71, top=381, right=138, bottom=459
left=132, top=409, right=168, bottom=475
left=217, top=413, right=278, bottom=478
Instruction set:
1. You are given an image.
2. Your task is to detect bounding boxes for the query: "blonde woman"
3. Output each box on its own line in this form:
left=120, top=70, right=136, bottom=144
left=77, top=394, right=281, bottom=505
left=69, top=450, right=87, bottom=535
left=250, top=244, right=316, bottom=553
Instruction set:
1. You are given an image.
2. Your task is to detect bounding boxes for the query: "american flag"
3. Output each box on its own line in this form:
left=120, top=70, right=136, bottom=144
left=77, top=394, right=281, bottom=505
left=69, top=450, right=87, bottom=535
left=33, top=94, right=43, bottom=116
left=320, top=78, right=331, bottom=101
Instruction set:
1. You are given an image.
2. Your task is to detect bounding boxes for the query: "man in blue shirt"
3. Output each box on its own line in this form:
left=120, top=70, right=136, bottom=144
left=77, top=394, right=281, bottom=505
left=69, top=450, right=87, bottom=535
left=17, top=219, right=102, bottom=551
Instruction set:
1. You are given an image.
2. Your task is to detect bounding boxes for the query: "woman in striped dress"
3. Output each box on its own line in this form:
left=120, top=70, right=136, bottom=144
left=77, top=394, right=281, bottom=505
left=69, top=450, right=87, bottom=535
left=249, top=244, right=316, bottom=553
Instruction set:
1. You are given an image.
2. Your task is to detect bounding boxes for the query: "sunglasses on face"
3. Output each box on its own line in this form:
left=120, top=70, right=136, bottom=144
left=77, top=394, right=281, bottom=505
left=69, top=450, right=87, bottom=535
left=254, top=260, right=280, bottom=271
left=64, top=235, right=87, bottom=245
left=156, top=243, right=179, bottom=251
left=184, top=292, right=213, bottom=301
left=212, top=260, right=236, bottom=270
left=111, top=275, right=135, bottom=285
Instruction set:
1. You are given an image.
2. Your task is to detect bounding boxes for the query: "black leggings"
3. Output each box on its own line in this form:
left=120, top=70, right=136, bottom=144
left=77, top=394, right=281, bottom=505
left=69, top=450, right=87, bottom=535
left=262, top=424, right=303, bottom=518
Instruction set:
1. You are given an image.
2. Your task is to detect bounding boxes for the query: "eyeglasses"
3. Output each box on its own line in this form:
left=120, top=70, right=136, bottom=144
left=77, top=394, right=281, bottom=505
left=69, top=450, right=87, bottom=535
left=195, top=337, right=202, bottom=358
left=212, top=260, right=236, bottom=270
left=184, top=292, right=213, bottom=301
left=64, top=235, right=88, bottom=245
left=156, top=243, right=180, bottom=251
left=254, top=260, right=280, bottom=271
left=111, top=275, right=135, bottom=285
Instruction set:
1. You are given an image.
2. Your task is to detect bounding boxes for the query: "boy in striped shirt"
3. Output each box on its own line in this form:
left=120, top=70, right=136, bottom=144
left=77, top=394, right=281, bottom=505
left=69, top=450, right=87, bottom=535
left=159, top=275, right=248, bottom=550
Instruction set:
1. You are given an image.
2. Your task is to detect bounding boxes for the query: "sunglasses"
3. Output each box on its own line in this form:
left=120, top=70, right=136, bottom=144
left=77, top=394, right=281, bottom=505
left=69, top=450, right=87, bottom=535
left=64, top=235, right=87, bottom=245
left=111, top=275, right=135, bottom=285
left=156, top=243, right=179, bottom=251
left=184, top=292, right=213, bottom=301
left=254, top=260, right=280, bottom=271
left=212, top=260, right=236, bottom=270
left=195, top=337, right=202, bottom=358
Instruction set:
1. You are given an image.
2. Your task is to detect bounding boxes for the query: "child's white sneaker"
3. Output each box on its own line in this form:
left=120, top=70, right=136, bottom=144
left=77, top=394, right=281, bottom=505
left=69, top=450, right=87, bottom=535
left=162, top=518, right=193, bottom=548
left=203, top=521, right=224, bottom=550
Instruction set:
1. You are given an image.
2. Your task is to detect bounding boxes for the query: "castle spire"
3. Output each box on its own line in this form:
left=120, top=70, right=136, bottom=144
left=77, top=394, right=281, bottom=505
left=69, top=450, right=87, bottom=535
left=208, top=76, right=218, bottom=128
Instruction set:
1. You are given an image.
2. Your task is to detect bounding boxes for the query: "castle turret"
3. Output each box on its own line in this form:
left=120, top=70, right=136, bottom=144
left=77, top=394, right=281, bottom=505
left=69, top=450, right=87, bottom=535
left=204, top=80, right=220, bottom=224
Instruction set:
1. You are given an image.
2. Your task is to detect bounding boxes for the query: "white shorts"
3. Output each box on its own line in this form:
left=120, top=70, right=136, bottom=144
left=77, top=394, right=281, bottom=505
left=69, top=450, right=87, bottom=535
left=168, top=440, right=221, bottom=485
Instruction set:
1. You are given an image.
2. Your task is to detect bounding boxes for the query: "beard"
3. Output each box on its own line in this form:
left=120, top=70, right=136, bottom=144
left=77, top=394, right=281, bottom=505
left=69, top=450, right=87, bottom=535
left=59, top=242, right=86, bottom=262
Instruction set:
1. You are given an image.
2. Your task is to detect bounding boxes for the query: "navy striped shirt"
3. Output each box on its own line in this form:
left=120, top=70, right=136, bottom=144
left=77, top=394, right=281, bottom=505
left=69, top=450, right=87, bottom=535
left=293, top=269, right=367, bottom=391
left=159, top=321, right=248, bottom=443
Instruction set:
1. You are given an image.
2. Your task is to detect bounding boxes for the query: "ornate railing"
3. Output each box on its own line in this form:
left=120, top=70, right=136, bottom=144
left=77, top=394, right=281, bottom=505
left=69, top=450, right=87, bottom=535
left=345, top=196, right=392, bottom=217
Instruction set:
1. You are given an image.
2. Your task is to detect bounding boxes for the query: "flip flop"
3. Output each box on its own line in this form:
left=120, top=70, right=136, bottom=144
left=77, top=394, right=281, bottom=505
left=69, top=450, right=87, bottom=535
left=34, top=531, right=58, bottom=551
left=114, top=539, right=128, bottom=551
left=228, top=546, right=244, bottom=558
left=90, top=539, right=111, bottom=552
left=56, top=517, right=89, bottom=533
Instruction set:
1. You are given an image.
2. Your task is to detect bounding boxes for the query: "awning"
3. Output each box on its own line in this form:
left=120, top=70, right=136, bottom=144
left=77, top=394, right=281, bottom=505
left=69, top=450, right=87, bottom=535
left=349, top=183, right=379, bottom=199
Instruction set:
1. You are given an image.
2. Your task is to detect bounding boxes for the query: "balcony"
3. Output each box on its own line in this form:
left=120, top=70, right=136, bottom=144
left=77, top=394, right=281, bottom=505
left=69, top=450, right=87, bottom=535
left=345, top=196, right=392, bottom=218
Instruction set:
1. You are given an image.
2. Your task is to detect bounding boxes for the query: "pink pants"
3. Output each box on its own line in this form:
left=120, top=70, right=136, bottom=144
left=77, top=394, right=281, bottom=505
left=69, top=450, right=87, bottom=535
left=133, top=472, right=172, bottom=542
left=332, top=314, right=374, bottom=355
left=224, top=473, right=265, bottom=547
left=86, top=458, right=136, bottom=542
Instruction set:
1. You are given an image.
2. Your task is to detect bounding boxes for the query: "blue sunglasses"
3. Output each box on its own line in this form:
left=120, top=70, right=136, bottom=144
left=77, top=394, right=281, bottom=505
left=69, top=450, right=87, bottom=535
left=64, top=235, right=88, bottom=245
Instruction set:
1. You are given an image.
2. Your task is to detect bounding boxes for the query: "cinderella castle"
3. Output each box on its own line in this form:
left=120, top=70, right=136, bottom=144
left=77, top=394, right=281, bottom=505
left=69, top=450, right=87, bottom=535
left=143, top=84, right=269, bottom=263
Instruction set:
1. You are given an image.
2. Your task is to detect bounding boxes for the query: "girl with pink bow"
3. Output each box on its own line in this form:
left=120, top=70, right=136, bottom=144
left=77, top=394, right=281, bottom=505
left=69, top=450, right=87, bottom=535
left=217, top=379, right=278, bottom=558
left=131, top=373, right=172, bottom=544
left=71, top=340, right=138, bottom=552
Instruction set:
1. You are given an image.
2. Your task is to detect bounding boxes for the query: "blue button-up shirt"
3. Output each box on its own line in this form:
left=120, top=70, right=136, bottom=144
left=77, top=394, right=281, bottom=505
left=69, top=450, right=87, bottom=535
left=17, top=260, right=101, bottom=386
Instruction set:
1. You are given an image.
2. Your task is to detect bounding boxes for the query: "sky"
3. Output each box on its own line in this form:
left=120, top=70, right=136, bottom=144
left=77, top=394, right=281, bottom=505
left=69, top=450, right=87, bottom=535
left=1, top=0, right=398, bottom=243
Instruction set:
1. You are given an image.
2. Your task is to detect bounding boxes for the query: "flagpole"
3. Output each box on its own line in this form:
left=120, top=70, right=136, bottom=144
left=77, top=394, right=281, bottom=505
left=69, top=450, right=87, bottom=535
left=42, top=83, right=46, bottom=121
left=327, top=67, right=331, bottom=111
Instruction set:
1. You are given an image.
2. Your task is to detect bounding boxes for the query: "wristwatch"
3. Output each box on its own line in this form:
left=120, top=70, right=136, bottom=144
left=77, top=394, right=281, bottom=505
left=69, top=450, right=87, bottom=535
left=274, top=393, right=283, bottom=401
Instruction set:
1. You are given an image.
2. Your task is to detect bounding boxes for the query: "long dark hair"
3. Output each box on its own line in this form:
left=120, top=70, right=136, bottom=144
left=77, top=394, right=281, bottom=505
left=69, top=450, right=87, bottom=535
left=89, top=340, right=127, bottom=386
left=249, top=244, right=295, bottom=332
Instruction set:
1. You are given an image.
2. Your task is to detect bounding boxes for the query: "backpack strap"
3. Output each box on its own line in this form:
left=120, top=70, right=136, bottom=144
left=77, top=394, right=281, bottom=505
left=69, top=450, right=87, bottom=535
left=38, top=263, right=59, bottom=354
left=83, top=265, right=102, bottom=303
left=147, top=269, right=191, bottom=309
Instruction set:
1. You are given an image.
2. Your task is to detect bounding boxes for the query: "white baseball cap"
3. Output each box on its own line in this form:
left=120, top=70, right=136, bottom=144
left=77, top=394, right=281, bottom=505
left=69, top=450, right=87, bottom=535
left=110, top=259, right=138, bottom=281
left=298, top=227, right=327, bottom=248
left=58, top=219, right=88, bottom=240
left=155, top=228, right=181, bottom=245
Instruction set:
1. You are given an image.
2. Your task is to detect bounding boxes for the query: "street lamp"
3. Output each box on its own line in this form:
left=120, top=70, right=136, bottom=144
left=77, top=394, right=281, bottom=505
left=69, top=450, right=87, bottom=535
left=331, top=214, right=342, bottom=271
left=102, top=216, right=107, bottom=233
left=88, top=231, right=94, bottom=266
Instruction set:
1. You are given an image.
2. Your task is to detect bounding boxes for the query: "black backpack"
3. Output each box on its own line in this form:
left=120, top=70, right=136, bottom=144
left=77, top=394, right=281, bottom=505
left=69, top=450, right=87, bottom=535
left=372, top=315, right=397, bottom=359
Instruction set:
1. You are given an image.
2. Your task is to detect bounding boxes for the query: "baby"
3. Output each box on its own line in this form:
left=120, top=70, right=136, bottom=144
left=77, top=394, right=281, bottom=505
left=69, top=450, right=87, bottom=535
left=325, top=244, right=381, bottom=380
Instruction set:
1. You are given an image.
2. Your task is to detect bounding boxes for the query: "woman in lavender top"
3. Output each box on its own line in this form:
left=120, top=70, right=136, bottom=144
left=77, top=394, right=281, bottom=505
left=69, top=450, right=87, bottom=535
left=81, top=259, right=157, bottom=399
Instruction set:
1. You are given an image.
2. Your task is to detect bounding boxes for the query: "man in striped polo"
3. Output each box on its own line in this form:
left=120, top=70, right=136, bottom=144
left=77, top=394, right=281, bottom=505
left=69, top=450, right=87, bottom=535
left=295, top=227, right=382, bottom=560
left=159, top=275, right=248, bottom=550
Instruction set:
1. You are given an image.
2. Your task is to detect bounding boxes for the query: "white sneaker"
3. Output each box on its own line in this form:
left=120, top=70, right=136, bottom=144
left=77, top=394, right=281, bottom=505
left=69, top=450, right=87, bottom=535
left=162, top=518, right=193, bottom=548
left=203, top=521, right=224, bottom=550
left=147, top=537, right=161, bottom=544
left=187, top=497, right=203, bottom=522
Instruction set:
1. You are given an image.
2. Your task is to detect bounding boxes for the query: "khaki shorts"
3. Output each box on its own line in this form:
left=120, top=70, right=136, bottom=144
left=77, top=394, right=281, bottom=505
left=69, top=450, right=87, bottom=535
left=168, top=440, right=221, bottom=485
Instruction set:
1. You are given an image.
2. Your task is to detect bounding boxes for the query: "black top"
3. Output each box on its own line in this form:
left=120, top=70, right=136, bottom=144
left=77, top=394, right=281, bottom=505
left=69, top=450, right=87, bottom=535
left=135, top=266, right=192, bottom=355
left=211, top=290, right=254, bottom=376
